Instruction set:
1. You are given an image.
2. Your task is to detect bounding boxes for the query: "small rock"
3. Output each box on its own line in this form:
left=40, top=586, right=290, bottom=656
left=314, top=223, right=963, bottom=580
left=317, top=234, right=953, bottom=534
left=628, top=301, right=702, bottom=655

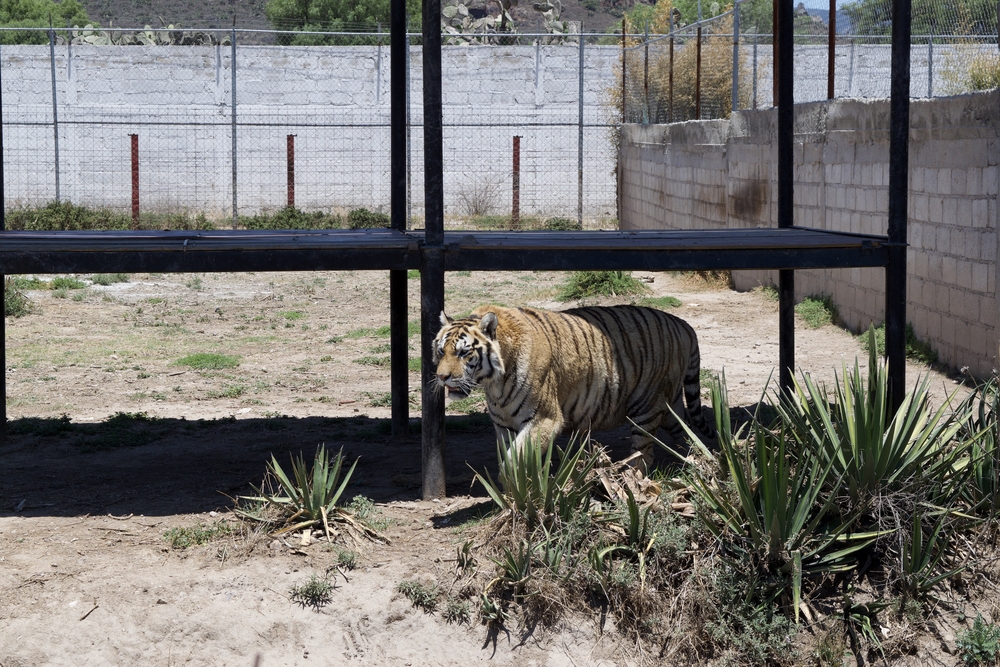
left=156, top=599, right=168, bottom=605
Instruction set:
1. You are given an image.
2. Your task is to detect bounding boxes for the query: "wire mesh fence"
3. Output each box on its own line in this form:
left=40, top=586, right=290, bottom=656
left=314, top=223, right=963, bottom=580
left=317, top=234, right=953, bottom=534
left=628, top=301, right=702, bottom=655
left=1, top=27, right=621, bottom=226
left=622, top=0, right=1000, bottom=124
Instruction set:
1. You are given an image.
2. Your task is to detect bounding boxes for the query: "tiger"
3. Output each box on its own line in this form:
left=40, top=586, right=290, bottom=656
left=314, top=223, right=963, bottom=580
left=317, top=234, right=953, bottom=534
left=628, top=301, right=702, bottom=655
left=432, top=304, right=715, bottom=471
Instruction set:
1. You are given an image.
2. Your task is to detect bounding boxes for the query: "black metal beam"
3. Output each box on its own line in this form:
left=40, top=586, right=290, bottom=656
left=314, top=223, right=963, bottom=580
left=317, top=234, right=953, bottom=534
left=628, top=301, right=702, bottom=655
left=441, top=247, right=887, bottom=272
left=1, top=43, right=5, bottom=449
left=421, top=0, right=447, bottom=499
left=390, top=0, right=409, bottom=442
left=777, top=0, right=795, bottom=397
left=886, top=0, right=910, bottom=412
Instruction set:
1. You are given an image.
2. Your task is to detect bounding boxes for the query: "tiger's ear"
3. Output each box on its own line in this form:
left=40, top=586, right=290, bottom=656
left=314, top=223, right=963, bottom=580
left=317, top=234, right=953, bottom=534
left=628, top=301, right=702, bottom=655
left=479, top=312, right=498, bottom=339
left=439, top=311, right=454, bottom=327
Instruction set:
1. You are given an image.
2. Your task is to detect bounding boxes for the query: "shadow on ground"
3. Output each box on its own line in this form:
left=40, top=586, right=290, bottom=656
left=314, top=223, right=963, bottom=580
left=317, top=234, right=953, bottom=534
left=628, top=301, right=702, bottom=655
left=0, top=403, right=766, bottom=519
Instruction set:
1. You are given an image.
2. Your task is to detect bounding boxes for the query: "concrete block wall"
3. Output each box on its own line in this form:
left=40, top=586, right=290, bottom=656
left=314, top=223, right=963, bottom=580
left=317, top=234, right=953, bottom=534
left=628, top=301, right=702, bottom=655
left=620, top=91, right=1000, bottom=376
left=1, top=43, right=622, bottom=218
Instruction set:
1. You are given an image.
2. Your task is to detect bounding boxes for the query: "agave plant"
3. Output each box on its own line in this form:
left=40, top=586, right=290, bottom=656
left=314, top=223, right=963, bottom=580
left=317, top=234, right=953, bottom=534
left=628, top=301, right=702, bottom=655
left=955, top=376, right=1000, bottom=519
left=474, top=433, right=597, bottom=531
left=238, top=445, right=382, bottom=541
left=678, top=375, right=878, bottom=622
left=777, top=331, right=964, bottom=509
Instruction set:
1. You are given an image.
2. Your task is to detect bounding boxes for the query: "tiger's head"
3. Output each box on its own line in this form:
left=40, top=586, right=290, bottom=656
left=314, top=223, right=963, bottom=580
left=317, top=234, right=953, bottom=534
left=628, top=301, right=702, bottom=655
left=433, top=311, right=505, bottom=395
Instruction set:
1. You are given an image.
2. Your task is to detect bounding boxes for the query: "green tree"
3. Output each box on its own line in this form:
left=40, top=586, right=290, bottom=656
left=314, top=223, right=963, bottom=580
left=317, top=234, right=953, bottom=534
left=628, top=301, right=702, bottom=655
left=265, top=0, right=422, bottom=44
left=0, top=0, right=91, bottom=44
left=843, top=0, right=997, bottom=36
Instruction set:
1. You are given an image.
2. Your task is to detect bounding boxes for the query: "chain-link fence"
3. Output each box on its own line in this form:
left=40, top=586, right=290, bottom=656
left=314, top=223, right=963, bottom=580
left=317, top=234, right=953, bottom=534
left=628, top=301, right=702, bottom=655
left=1, top=27, right=620, bottom=225
left=623, top=0, right=1000, bottom=124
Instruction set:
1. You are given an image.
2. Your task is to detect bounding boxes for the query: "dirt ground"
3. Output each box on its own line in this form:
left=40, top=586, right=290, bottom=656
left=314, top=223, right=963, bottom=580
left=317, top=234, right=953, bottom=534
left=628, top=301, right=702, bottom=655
left=0, top=269, right=969, bottom=666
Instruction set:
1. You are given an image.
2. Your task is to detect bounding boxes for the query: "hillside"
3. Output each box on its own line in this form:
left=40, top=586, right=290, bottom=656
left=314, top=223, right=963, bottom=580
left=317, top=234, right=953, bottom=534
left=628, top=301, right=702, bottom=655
left=79, top=0, right=624, bottom=33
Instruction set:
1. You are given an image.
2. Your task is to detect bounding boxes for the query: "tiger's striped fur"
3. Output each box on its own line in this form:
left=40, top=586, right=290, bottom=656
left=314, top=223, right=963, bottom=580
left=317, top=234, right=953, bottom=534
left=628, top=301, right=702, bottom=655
left=433, top=304, right=714, bottom=469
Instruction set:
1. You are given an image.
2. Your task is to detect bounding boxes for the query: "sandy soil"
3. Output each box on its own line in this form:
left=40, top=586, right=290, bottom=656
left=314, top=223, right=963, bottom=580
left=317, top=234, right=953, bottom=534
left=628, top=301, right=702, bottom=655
left=0, top=269, right=969, bottom=666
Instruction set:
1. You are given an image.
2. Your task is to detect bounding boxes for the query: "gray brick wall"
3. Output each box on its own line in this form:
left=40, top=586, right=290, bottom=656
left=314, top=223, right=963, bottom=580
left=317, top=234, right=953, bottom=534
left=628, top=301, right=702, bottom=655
left=620, top=91, right=1000, bottom=376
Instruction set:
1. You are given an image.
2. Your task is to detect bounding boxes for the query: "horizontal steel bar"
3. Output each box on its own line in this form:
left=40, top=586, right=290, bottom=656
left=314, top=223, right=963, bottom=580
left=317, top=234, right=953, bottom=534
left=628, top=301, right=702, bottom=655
left=0, top=228, right=891, bottom=275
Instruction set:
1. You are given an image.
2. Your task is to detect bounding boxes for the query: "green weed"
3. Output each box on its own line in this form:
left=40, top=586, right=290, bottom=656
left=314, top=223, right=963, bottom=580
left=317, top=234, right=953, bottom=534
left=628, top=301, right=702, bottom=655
left=281, top=310, right=306, bottom=320
left=176, top=353, right=240, bottom=370
left=289, top=574, right=334, bottom=609
left=243, top=206, right=341, bottom=230
left=637, top=295, right=682, bottom=309
left=796, top=294, right=837, bottom=328
left=51, top=276, right=85, bottom=290
left=5, top=278, right=33, bottom=317
left=957, top=614, right=1000, bottom=666
left=163, top=521, right=233, bottom=549
left=858, top=323, right=938, bottom=365
left=397, top=580, right=439, bottom=612
left=91, top=273, right=130, bottom=286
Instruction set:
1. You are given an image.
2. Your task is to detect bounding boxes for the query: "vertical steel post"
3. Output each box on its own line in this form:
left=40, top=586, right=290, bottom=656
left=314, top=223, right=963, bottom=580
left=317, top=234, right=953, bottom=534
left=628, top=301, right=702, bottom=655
left=752, top=32, right=758, bottom=109
left=827, top=0, right=836, bottom=99
left=231, top=25, right=238, bottom=229
left=777, top=0, right=795, bottom=397
left=732, top=2, right=740, bottom=114
left=848, top=38, right=855, bottom=95
left=422, top=0, right=447, bottom=499
left=405, top=15, right=412, bottom=228
left=577, top=30, right=584, bottom=227
left=886, top=0, right=911, bottom=413
left=48, top=28, right=60, bottom=202
left=512, top=136, right=521, bottom=228
left=390, top=0, right=409, bottom=442
left=130, top=134, right=139, bottom=227
left=1, top=43, right=6, bottom=448
left=695, top=26, right=702, bottom=119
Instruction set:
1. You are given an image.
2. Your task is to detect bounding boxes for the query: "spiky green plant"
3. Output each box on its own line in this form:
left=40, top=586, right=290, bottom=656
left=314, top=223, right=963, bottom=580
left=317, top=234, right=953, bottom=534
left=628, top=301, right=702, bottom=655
left=956, top=376, right=1000, bottom=519
left=474, top=434, right=597, bottom=531
left=779, top=332, right=963, bottom=508
left=678, top=375, right=877, bottom=622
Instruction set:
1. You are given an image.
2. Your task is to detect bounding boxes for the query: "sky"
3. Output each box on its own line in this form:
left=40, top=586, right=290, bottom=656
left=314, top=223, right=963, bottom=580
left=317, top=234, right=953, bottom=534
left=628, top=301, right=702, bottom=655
left=797, top=0, right=841, bottom=8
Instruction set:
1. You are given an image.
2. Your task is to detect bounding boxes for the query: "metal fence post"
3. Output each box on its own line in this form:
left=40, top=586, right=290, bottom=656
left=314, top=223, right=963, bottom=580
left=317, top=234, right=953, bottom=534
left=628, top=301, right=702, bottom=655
left=578, top=30, right=584, bottom=227
left=231, top=25, right=238, bottom=228
left=827, top=0, right=836, bottom=98
left=696, top=25, right=702, bottom=119
left=390, top=0, right=409, bottom=442
left=848, top=37, right=855, bottom=96
left=752, top=32, right=758, bottom=109
left=732, top=2, right=740, bottom=114
left=286, top=135, right=295, bottom=208
left=131, top=134, right=139, bottom=227
left=512, top=136, right=521, bottom=228
left=48, top=27, right=61, bottom=202
left=376, top=22, right=382, bottom=106
left=927, top=34, right=934, bottom=97
left=643, top=21, right=649, bottom=124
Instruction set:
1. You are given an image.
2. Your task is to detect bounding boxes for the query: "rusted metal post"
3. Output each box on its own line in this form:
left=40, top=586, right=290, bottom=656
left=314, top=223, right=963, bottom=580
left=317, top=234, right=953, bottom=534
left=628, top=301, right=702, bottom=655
left=669, top=11, right=676, bottom=122
left=695, top=26, right=702, bottom=119
left=512, top=135, right=521, bottom=229
left=827, top=0, right=836, bottom=99
left=286, top=134, right=295, bottom=209
left=130, top=134, right=139, bottom=228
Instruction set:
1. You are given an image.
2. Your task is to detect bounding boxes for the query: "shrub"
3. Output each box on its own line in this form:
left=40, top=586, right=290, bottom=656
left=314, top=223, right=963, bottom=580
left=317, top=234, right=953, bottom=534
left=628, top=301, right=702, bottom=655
left=957, top=614, right=1000, bottom=666
left=347, top=207, right=390, bottom=229
left=858, top=323, right=938, bottom=365
left=795, top=294, right=838, bottom=328
left=4, top=277, right=33, bottom=317
left=242, top=206, right=342, bottom=230
left=91, top=273, right=130, bottom=286
left=557, top=270, right=649, bottom=300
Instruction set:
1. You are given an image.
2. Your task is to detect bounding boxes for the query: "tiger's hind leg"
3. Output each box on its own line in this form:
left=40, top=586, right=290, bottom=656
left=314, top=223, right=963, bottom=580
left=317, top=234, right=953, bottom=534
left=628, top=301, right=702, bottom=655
left=626, top=396, right=666, bottom=475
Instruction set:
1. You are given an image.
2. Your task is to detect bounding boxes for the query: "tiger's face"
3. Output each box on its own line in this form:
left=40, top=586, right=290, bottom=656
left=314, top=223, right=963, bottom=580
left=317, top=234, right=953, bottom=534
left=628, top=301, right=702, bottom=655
left=433, top=311, right=504, bottom=395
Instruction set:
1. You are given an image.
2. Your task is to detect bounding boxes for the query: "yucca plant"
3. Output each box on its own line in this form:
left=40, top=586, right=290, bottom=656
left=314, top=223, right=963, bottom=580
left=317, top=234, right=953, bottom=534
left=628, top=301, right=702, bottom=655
left=897, top=506, right=966, bottom=601
left=778, top=332, right=964, bottom=509
left=956, top=376, right=1000, bottom=519
left=475, top=433, right=597, bottom=531
left=238, top=445, right=381, bottom=541
left=678, top=376, right=877, bottom=621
